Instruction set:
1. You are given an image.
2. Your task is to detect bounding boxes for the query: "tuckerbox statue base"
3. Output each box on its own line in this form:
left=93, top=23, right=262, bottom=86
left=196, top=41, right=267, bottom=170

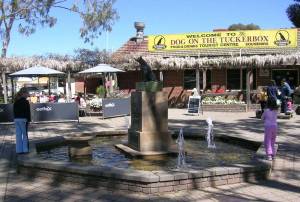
left=115, top=81, right=172, bottom=156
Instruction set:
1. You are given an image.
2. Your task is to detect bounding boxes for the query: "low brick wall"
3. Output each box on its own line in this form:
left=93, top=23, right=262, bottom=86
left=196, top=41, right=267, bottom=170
left=18, top=165, right=269, bottom=194
left=202, top=104, right=248, bottom=112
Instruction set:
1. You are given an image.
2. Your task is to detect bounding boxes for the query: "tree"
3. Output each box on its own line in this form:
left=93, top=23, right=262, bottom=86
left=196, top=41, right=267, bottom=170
left=74, top=48, right=111, bottom=66
left=228, top=23, right=260, bottom=31
left=287, top=0, right=300, bottom=27
left=0, top=0, right=118, bottom=103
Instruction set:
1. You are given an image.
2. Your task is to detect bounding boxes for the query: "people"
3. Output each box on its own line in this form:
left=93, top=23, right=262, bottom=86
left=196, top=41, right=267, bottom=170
left=57, top=94, right=66, bottom=103
left=280, top=79, right=292, bottom=114
left=266, top=80, right=279, bottom=109
left=13, top=87, right=31, bottom=154
left=39, top=91, right=49, bottom=103
left=258, top=87, right=268, bottom=114
left=287, top=97, right=293, bottom=113
left=76, top=93, right=87, bottom=116
left=261, top=100, right=278, bottom=161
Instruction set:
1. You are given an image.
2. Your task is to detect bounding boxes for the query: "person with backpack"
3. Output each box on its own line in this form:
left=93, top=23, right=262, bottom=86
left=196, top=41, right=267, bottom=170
left=280, top=79, right=292, bottom=114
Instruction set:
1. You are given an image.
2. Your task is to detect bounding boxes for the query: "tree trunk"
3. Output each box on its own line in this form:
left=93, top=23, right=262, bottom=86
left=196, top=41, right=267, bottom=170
left=1, top=71, right=7, bottom=103
left=1, top=30, right=10, bottom=104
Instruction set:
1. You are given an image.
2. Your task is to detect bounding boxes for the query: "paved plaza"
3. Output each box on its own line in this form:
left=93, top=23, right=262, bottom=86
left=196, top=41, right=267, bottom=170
left=0, top=109, right=299, bottom=202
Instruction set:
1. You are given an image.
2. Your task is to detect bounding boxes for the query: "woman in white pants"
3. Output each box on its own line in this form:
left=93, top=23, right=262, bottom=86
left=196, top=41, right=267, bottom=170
left=13, top=88, right=31, bottom=154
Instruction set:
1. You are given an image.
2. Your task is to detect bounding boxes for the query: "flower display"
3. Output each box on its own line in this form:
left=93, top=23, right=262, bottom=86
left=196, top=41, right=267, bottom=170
left=202, top=96, right=245, bottom=105
left=89, top=97, right=102, bottom=109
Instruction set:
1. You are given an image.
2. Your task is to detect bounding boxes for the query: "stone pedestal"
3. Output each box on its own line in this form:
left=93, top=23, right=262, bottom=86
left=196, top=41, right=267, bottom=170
left=65, top=136, right=93, bottom=158
left=127, top=89, right=171, bottom=154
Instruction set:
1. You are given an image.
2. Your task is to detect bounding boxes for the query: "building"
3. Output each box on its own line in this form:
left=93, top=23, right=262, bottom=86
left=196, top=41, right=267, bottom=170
left=111, top=22, right=300, bottom=107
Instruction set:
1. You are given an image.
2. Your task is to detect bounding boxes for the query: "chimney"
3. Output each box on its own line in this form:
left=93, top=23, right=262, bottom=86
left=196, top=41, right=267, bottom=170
left=134, top=22, right=145, bottom=43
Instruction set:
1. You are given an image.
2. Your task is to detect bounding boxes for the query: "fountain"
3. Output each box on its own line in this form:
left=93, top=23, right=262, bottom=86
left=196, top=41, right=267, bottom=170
left=116, top=57, right=172, bottom=156
left=176, top=128, right=186, bottom=168
left=206, top=117, right=216, bottom=149
left=16, top=59, right=271, bottom=194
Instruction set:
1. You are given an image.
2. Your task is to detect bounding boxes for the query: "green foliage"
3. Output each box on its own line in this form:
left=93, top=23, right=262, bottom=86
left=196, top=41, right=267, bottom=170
left=0, top=0, right=119, bottom=57
left=74, top=48, right=111, bottom=66
left=287, top=0, right=300, bottom=28
left=96, top=85, right=106, bottom=97
left=228, top=23, right=261, bottom=31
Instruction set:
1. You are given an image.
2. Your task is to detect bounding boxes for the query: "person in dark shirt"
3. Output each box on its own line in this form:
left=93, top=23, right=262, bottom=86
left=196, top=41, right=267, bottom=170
left=266, top=80, right=279, bottom=109
left=280, top=79, right=292, bottom=114
left=13, top=87, right=31, bottom=154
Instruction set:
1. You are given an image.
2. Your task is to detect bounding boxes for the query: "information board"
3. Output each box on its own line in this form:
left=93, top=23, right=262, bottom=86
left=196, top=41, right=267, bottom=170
left=102, top=98, right=130, bottom=118
left=187, top=96, right=202, bottom=115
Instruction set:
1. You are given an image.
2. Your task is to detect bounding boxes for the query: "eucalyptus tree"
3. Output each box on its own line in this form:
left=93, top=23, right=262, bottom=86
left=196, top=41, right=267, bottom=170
left=0, top=0, right=118, bottom=103
left=74, top=48, right=111, bottom=67
left=287, top=0, right=300, bottom=27
left=228, top=23, right=260, bottom=31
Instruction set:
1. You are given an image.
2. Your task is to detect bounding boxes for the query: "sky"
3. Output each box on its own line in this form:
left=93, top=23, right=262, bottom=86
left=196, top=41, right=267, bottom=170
left=8, top=0, right=296, bottom=57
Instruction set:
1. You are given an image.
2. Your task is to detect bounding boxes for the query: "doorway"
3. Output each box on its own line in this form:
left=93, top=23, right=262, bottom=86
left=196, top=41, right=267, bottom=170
left=272, top=69, right=298, bottom=89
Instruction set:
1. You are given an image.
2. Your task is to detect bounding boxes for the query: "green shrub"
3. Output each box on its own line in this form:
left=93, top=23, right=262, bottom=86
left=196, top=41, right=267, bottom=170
left=96, top=85, right=106, bottom=98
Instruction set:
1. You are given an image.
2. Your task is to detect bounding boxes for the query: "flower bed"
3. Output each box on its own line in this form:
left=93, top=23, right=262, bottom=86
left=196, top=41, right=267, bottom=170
left=201, top=96, right=247, bottom=112
left=202, top=96, right=245, bottom=105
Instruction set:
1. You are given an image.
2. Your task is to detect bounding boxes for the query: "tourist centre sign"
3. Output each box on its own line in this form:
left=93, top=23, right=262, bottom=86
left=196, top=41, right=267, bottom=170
left=148, top=29, right=297, bottom=51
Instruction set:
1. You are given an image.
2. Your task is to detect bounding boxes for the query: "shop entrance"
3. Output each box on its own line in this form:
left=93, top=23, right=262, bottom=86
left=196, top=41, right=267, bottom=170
left=272, top=69, right=298, bottom=89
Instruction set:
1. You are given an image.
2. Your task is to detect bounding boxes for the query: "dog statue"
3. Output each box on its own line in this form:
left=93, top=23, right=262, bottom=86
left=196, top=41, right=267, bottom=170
left=135, top=56, right=157, bottom=82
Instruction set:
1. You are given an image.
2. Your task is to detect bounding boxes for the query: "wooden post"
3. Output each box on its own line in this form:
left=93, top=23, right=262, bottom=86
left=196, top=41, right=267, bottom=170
left=84, top=76, right=87, bottom=99
left=48, top=76, right=51, bottom=95
left=11, top=77, right=14, bottom=99
left=246, top=68, right=251, bottom=110
left=196, top=69, right=200, bottom=94
left=67, top=70, right=71, bottom=101
left=202, top=69, right=207, bottom=92
left=240, top=67, right=243, bottom=90
left=159, top=71, right=164, bottom=82
left=2, top=71, right=7, bottom=103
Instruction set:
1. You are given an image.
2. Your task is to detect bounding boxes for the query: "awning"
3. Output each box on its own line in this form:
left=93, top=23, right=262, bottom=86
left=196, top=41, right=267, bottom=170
left=9, top=66, right=65, bottom=77
left=78, top=64, right=124, bottom=74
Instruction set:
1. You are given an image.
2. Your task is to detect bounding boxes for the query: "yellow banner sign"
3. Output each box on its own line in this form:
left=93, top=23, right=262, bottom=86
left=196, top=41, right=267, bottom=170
left=148, top=29, right=298, bottom=51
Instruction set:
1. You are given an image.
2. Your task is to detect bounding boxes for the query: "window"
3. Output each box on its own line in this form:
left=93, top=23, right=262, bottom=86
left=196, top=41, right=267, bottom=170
left=58, top=77, right=65, bottom=87
left=227, top=69, right=240, bottom=90
left=184, top=70, right=196, bottom=89
left=184, top=70, right=212, bottom=90
left=227, top=69, right=257, bottom=90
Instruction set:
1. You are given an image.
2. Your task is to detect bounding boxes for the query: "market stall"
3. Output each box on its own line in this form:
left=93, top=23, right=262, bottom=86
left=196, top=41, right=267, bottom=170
left=0, top=66, right=79, bottom=123
left=78, top=64, right=129, bottom=118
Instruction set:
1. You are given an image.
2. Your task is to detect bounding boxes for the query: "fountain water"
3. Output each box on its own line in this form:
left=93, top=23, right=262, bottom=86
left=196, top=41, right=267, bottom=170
left=206, top=117, right=216, bottom=149
left=176, top=128, right=186, bottom=168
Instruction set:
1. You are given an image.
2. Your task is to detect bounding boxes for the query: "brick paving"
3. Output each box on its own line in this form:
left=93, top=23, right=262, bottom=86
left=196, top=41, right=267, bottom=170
left=0, top=109, right=299, bottom=202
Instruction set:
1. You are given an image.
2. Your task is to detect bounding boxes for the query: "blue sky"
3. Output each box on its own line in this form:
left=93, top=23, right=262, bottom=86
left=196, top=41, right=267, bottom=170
left=8, top=0, right=296, bottom=56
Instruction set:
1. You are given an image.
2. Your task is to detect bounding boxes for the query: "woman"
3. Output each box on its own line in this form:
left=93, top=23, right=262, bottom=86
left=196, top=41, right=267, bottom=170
left=13, top=87, right=31, bottom=154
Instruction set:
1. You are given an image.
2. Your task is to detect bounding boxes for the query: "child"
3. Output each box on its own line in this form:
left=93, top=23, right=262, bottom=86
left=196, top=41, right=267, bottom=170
left=287, top=97, right=293, bottom=112
left=261, top=104, right=278, bottom=160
